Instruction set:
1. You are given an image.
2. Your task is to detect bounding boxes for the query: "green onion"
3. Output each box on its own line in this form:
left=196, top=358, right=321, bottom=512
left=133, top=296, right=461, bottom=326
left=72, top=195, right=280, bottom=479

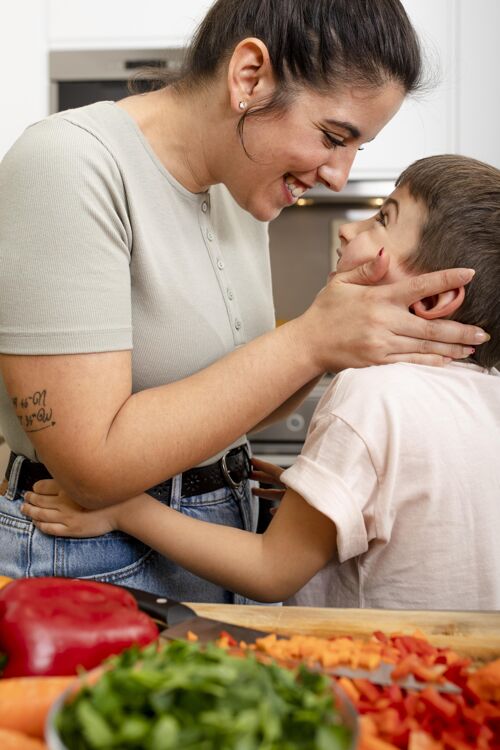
left=56, top=640, right=353, bottom=750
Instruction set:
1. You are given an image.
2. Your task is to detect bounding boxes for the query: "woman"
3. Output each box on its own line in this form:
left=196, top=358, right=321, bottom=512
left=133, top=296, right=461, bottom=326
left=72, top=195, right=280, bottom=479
left=0, top=0, right=485, bottom=601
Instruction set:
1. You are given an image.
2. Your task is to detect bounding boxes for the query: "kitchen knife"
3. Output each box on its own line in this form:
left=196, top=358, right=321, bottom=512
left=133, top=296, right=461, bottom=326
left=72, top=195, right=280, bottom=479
left=162, top=616, right=460, bottom=694
left=328, top=662, right=459, bottom=694
left=124, top=587, right=459, bottom=694
left=163, top=613, right=272, bottom=644
left=123, top=585, right=270, bottom=640
left=122, top=585, right=197, bottom=626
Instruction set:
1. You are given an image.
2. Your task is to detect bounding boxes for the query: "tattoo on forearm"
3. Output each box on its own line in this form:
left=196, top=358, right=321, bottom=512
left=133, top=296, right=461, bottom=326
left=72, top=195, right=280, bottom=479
left=11, top=390, right=56, bottom=433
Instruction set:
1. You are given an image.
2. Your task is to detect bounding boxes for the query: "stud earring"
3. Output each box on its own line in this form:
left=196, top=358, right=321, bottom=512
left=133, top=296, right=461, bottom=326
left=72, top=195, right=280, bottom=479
left=239, top=100, right=247, bottom=110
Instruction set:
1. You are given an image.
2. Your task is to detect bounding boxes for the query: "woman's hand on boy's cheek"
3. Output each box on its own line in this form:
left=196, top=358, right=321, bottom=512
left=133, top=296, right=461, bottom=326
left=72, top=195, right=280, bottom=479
left=20, top=481, right=118, bottom=538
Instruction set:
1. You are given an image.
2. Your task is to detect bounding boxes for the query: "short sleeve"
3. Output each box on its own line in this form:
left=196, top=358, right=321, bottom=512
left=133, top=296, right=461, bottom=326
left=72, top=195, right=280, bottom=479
left=0, top=117, right=133, bottom=354
left=281, top=414, right=378, bottom=562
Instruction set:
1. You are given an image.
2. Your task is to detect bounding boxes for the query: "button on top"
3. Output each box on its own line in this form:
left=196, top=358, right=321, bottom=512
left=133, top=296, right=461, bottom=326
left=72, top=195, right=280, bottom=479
left=217, top=259, right=224, bottom=270
left=234, top=319, right=242, bottom=330
left=201, top=201, right=208, bottom=213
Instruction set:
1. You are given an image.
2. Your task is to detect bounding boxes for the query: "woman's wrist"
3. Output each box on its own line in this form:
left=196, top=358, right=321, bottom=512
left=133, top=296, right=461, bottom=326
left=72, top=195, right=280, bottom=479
left=279, top=315, right=325, bottom=379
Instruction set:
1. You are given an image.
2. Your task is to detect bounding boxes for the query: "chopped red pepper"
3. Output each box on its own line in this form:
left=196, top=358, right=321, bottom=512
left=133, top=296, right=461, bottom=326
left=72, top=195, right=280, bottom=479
left=355, top=678, right=383, bottom=703
left=0, top=577, right=158, bottom=677
left=218, top=630, right=238, bottom=647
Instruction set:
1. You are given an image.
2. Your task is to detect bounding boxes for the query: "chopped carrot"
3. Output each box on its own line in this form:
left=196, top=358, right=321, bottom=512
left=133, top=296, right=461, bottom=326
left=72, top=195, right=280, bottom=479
left=0, top=676, right=75, bottom=738
left=408, top=730, right=445, bottom=750
left=467, top=658, right=500, bottom=702
left=336, top=676, right=360, bottom=703
left=359, top=733, right=401, bottom=750
left=0, top=728, right=48, bottom=749
left=238, top=628, right=500, bottom=750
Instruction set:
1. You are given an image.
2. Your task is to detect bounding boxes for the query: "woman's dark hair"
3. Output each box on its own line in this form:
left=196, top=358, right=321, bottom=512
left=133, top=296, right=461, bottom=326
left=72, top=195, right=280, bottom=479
left=137, top=1, right=423, bottom=121
left=397, top=155, right=500, bottom=369
left=183, top=0, right=422, bottom=96
left=131, top=1, right=423, bottom=159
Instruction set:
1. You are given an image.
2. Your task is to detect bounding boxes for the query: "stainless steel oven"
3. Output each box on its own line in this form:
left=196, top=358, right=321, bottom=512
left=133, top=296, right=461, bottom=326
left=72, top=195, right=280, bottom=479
left=49, top=48, right=184, bottom=114
left=249, top=377, right=332, bottom=469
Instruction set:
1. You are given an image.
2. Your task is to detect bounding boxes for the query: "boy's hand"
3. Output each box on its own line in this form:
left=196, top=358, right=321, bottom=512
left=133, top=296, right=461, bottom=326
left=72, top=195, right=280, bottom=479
left=21, top=479, right=118, bottom=538
left=251, top=457, right=286, bottom=503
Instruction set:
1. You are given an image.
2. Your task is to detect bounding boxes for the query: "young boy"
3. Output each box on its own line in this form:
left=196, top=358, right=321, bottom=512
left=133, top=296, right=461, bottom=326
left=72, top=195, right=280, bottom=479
left=22, top=155, right=500, bottom=610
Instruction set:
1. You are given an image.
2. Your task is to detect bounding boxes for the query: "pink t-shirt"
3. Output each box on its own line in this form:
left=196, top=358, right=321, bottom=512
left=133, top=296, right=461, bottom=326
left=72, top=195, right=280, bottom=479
left=282, top=362, right=500, bottom=610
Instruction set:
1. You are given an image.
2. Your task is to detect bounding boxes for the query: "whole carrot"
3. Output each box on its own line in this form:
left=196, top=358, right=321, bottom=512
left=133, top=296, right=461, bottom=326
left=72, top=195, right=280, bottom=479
left=0, top=727, right=48, bottom=749
left=0, top=676, right=75, bottom=737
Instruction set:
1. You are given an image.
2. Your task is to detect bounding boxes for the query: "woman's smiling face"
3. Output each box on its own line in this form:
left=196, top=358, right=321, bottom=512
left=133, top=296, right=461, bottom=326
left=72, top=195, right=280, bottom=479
left=220, top=82, right=405, bottom=222
left=336, top=184, right=427, bottom=282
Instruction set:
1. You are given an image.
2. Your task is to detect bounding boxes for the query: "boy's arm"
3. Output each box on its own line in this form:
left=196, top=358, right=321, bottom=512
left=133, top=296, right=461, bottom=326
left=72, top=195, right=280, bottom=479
left=116, top=490, right=337, bottom=602
left=23, top=482, right=337, bottom=603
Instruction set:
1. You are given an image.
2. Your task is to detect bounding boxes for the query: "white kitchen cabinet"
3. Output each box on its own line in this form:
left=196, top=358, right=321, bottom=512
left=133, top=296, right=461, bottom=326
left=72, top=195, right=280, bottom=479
left=351, top=0, right=456, bottom=179
left=340, top=0, right=500, bottom=176
left=0, top=0, right=49, bottom=159
left=456, top=0, right=500, bottom=167
left=48, top=0, right=212, bottom=49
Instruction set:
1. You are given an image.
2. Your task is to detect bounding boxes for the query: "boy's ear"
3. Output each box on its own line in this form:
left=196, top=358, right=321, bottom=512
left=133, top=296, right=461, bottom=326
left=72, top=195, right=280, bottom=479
left=411, top=286, right=465, bottom=319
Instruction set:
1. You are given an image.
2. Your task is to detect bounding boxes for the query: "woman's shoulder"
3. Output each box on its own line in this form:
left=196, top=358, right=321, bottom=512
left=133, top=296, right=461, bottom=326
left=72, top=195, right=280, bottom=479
left=9, top=102, right=115, bottom=153
left=0, top=103, right=125, bottom=195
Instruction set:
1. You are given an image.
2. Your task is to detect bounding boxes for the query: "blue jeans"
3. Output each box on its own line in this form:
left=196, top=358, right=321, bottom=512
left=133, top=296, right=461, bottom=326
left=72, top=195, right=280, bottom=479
left=0, top=457, right=260, bottom=604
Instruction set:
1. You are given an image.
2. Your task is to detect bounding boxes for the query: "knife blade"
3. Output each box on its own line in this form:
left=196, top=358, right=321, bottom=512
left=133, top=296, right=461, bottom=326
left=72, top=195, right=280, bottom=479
left=163, top=614, right=270, bottom=644
left=123, top=587, right=459, bottom=694
left=326, top=662, right=459, bottom=694
left=161, top=616, right=460, bottom=694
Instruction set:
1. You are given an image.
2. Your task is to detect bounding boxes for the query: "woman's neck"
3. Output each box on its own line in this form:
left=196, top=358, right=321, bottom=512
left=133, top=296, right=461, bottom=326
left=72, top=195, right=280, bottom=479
left=117, top=85, right=226, bottom=193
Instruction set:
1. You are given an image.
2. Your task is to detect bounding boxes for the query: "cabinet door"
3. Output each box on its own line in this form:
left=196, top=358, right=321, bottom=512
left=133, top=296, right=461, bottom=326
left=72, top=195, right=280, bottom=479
left=48, top=0, right=212, bottom=49
left=350, top=0, right=456, bottom=180
left=456, top=0, right=500, bottom=167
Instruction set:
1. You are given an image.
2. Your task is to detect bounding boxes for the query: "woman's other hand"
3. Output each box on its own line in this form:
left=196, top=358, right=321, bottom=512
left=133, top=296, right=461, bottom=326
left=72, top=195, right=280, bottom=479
left=21, top=480, right=117, bottom=538
left=300, top=252, right=486, bottom=371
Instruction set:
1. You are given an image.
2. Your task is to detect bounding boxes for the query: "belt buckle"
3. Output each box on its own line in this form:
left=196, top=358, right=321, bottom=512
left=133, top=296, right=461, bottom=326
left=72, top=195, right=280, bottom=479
left=220, top=446, right=249, bottom=490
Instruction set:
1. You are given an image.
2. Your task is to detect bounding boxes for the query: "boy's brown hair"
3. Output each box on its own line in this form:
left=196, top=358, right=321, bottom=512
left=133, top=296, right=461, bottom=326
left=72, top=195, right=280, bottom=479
left=397, top=154, right=500, bottom=368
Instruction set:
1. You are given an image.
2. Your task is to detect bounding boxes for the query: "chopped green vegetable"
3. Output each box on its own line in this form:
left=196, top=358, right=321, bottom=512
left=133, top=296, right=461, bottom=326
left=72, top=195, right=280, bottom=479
left=56, top=640, right=353, bottom=749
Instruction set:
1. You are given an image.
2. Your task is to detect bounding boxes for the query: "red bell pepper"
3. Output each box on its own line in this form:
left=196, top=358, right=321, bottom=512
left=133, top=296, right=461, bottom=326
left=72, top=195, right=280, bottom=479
left=0, top=577, right=158, bottom=677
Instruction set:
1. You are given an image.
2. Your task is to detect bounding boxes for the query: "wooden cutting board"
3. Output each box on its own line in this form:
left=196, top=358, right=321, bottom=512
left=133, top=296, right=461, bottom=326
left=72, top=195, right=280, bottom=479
left=184, top=604, right=500, bottom=664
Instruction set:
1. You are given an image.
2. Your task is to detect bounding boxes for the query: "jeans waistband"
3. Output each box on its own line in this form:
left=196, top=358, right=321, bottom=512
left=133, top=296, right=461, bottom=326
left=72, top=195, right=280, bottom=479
left=4, top=445, right=251, bottom=504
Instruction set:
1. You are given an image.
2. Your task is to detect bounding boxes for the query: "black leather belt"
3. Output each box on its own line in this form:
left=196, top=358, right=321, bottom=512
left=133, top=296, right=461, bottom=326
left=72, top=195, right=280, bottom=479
left=147, top=445, right=251, bottom=501
left=5, top=452, right=52, bottom=491
left=5, top=445, right=251, bottom=502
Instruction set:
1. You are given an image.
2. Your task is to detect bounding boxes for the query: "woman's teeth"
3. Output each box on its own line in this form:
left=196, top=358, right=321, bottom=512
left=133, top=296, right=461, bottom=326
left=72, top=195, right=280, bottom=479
left=285, top=174, right=308, bottom=199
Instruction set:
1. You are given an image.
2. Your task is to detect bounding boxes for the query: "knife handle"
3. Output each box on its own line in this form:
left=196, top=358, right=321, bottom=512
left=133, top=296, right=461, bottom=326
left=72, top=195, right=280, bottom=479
left=122, top=586, right=196, bottom=626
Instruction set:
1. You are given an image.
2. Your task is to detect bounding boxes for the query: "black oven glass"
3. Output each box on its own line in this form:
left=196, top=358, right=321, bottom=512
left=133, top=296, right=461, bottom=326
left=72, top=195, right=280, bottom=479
left=57, top=79, right=160, bottom=112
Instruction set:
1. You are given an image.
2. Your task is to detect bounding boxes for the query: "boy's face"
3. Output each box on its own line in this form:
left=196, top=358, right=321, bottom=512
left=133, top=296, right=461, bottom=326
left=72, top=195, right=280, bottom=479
left=336, top=185, right=427, bottom=283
